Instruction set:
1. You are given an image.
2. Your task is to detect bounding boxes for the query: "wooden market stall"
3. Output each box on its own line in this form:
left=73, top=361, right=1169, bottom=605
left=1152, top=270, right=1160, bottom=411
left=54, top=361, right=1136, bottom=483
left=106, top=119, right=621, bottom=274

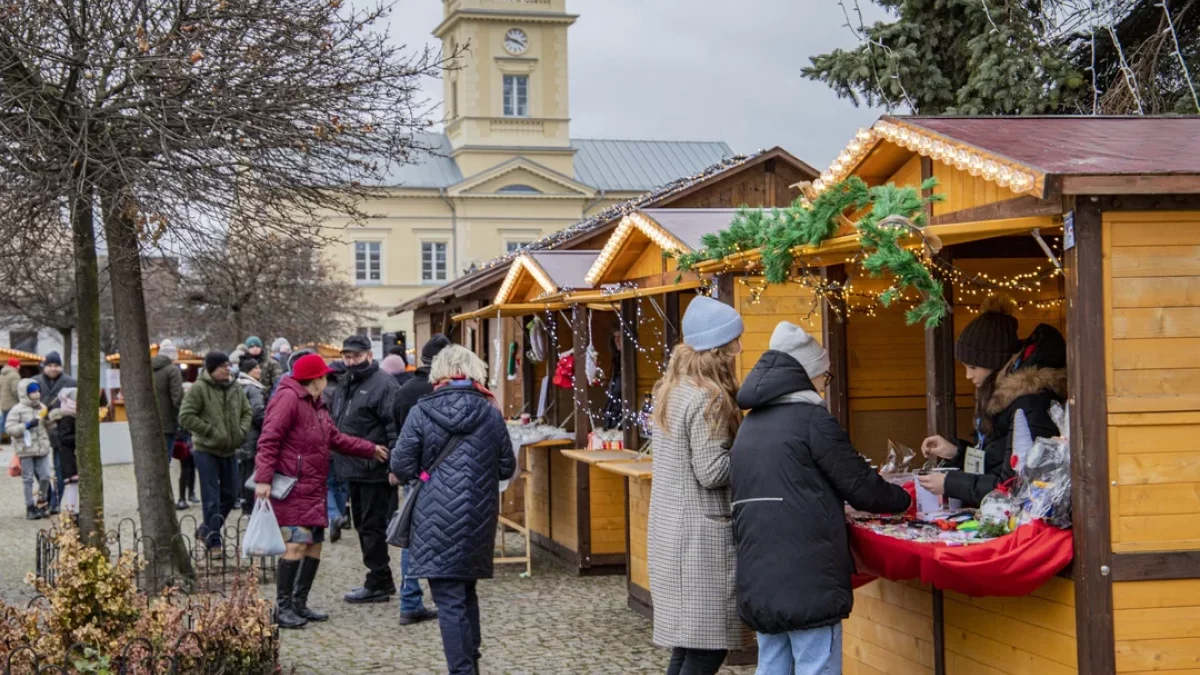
left=1, top=347, right=45, bottom=376
left=104, top=345, right=204, bottom=422
left=684, top=115, right=1200, bottom=675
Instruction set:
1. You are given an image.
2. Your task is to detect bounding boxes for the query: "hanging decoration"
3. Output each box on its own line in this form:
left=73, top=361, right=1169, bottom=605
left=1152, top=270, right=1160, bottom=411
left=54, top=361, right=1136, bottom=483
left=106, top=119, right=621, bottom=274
left=506, top=341, right=519, bottom=381
left=526, top=316, right=547, bottom=363
left=675, top=176, right=950, bottom=327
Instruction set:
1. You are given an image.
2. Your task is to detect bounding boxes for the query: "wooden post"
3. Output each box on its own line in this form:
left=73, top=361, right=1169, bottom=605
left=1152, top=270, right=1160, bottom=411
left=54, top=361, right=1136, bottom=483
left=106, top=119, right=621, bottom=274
left=571, top=306, right=593, bottom=567
left=822, top=265, right=851, bottom=429
left=714, top=273, right=735, bottom=307
left=620, top=298, right=639, bottom=451
left=1066, top=197, right=1116, bottom=675
left=664, top=291, right=681, bottom=355
left=922, top=157, right=952, bottom=675
left=521, top=316, right=535, bottom=416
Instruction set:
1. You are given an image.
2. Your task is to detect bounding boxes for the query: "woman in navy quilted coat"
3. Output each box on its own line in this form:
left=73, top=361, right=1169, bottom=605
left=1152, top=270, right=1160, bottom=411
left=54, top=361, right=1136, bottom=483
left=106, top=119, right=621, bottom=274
left=254, top=354, right=388, bottom=630
left=391, top=345, right=516, bottom=675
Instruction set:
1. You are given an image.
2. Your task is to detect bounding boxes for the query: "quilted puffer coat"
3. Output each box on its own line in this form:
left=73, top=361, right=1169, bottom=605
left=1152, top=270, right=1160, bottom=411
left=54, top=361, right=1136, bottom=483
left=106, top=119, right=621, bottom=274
left=391, top=383, right=516, bottom=580
left=254, top=377, right=377, bottom=527
left=6, top=379, right=52, bottom=459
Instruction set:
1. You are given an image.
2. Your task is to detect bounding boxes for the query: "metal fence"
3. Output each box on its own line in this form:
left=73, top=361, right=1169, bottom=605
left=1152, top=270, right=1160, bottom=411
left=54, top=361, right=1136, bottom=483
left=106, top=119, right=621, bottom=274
left=36, top=513, right=278, bottom=594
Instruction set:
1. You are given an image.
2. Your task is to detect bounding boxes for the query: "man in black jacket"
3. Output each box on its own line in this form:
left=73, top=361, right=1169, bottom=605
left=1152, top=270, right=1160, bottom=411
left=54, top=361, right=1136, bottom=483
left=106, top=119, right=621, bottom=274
left=387, top=333, right=450, bottom=625
left=730, top=322, right=910, bottom=674
left=329, top=335, right=403, bottom=604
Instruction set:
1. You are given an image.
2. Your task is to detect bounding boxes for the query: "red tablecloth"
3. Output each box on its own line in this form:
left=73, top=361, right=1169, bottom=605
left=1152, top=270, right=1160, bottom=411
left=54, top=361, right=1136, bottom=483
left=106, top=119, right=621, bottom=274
left=849, top=520, right=1073, bottom=596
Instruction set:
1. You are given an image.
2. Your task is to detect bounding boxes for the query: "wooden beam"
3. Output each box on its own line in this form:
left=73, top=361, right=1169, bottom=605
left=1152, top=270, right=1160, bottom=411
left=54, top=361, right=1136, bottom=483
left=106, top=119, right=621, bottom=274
left=571, top=306, right=594, bottom=568
left=928, top=195, right=1062, bottom=225
left=1111, top=551, right=1200, bottom=582
left=1098, top=193, right=1200, bottom=211
left=620, top=298, right=639, bottom=451
left=822, top=265, right=850, bottom=429
left=1066, top=197, right=1116, bottom=675
left=1062, top=174, right=1200, bottom=195
left=664, top=292, right=681, bottom=357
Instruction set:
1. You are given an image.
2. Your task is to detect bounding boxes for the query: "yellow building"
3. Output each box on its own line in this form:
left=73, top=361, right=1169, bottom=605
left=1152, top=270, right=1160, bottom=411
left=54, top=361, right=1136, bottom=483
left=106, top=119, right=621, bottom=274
left=334, top=0, right=733, bottom=345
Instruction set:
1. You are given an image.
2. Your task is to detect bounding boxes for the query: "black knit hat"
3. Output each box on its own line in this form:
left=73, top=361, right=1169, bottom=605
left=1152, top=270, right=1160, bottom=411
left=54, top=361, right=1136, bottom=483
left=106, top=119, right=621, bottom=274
left=421, top=334, right=451, bottom=366
left=204, top=351, right=230, bottom=374
left=955, top=298, right=1020, bottom=370
left=239, top=357, right=260, bottom=374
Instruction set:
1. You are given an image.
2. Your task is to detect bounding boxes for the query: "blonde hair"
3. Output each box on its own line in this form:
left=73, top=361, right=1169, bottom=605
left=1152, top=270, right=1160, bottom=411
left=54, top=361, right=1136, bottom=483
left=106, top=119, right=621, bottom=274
left=652, top=342, right=741, bottom=440
left=429, top=345, right=487, bottom=383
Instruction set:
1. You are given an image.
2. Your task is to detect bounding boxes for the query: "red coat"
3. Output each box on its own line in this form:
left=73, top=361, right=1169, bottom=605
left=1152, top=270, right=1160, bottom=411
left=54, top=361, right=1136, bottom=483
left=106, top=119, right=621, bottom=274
left=254, top=377, right=376, bottom=527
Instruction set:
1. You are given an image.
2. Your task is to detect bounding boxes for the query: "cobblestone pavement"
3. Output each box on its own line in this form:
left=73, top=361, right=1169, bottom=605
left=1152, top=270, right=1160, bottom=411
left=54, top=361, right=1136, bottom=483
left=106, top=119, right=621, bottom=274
left=0, top=450, right=754, bottom=674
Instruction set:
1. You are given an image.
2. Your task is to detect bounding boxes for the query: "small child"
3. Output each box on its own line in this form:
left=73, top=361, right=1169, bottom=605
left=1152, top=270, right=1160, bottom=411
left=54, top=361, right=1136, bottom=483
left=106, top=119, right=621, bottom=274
left=6, top=379, right=53, bottom=519
left=51, top=388, right=80, bottom=517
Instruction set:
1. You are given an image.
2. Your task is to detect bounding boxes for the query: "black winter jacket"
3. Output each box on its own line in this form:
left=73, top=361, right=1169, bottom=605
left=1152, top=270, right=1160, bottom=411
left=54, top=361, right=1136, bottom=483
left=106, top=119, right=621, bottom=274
left=391, top=384, right=516, bottom=579
left=58, top=415, right=77, bottom=479
left=944, top=362, right=1067, bottom=507
left=395, top=367, right=434, bottom=430
left=328, top=362, right=401, bottom=483
left=731, top=351, right=911, bottom=635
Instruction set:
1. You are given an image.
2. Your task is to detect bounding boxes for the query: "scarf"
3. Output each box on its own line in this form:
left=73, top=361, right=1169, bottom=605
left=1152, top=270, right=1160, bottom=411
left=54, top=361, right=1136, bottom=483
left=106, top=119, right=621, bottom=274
left=434, top=376, right=501, bottom=410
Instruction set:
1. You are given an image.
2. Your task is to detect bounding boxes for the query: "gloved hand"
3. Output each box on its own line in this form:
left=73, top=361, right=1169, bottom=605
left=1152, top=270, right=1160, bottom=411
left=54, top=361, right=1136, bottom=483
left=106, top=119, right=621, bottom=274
left=25, top=419, right=38, bottom=429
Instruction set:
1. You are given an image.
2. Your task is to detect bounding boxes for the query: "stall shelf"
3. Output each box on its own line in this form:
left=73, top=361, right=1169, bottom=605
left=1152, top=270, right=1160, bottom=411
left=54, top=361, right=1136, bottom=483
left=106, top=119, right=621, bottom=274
left=683, top=115, right=1200, bottom=675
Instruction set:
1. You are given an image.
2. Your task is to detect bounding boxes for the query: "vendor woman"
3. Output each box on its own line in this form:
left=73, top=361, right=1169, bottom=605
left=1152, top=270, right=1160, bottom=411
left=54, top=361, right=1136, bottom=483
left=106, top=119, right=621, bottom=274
left=918, top=298, right=1067, bottom=507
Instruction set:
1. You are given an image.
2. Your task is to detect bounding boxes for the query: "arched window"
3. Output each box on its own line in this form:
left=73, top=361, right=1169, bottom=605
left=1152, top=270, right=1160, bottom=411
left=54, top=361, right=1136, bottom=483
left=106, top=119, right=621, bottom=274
left=497, top=184, right=542, bottom=194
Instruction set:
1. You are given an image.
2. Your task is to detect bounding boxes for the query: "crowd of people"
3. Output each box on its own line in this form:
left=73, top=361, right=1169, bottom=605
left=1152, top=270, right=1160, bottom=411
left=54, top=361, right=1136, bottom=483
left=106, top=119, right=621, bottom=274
left=3, top=291, right=1066, bottom=675
left=645, top=296, right=1066, bottom=675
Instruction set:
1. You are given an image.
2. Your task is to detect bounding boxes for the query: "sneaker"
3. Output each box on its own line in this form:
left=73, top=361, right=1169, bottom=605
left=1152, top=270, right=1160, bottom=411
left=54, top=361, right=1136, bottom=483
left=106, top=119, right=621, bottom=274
left=338, top=514, right=352, bottom=530
left=343, top=587, right=392, bottom=604
left=399, top=606, right=439, bottom=626
left=176, top=499, right=189, bottom=511
left=188, top=493, right=200, bottom=504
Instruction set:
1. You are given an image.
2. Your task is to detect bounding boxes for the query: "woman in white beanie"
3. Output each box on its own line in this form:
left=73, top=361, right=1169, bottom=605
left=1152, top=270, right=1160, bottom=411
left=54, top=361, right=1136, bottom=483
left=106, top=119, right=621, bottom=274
left=730, top=321, right=910, bottom=675
left=647, top=295, right=748, bottom=675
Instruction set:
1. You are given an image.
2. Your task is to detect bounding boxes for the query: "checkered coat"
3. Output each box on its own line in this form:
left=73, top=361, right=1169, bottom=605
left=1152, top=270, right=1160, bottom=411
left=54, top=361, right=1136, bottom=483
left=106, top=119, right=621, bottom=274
left=647, top=381, right=748, bottom=650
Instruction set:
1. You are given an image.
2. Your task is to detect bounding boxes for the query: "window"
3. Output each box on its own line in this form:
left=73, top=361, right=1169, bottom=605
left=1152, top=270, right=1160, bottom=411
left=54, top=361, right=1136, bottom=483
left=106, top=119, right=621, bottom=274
left=422, top=242, right=448, bottom=282
left=357, top=326, right=383, bottom=343
left=497, top=184, right=541, bottom=194
left=503, top=75, right=529, bottom=117
left=354, top=241, right=382, bottom=284
left=506, top=241, right=533, bottom=254
left=9, top=331, right=36, bottom=354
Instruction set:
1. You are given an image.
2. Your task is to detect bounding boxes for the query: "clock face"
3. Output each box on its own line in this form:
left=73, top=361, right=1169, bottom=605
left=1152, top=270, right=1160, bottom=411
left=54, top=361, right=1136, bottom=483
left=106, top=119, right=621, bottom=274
left=504, top=28, right=529, bottom=55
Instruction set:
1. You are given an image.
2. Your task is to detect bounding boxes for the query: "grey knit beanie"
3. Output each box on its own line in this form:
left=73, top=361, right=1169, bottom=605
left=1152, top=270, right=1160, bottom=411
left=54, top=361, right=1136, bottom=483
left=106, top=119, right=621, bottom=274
left=769, top=321, right=830, bottom=380
left=682, top=295, right=744, bottom=351
left=955, top=299, right=1020, bottom=370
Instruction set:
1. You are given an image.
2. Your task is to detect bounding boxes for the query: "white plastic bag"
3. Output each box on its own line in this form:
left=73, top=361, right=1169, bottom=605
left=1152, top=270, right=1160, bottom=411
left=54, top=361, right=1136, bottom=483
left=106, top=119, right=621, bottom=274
left=241, top=499, right=286, bottom=558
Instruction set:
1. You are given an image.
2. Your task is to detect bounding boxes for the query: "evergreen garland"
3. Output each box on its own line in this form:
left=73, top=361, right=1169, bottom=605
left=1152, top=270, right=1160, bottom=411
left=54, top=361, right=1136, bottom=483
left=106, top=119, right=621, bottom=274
left=675, top=177, right=949, bottom=327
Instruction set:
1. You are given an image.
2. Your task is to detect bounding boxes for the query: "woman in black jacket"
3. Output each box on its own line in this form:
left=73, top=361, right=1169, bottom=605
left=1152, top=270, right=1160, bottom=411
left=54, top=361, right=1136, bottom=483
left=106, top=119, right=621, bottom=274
left=731, top=322, right=910, bottom=675
left=918, top=300, right=1067, bottom=507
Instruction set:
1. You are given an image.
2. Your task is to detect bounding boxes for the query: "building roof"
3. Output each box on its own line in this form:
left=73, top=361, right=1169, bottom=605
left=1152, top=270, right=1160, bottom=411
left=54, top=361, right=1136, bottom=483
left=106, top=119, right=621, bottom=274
left=638, top=209, right=742, bottom=252
left=527, top=251, right=597, bottom=291
left=904, top=116, right=1200, bottom=176
left=570, top=139, right=735, bottom=191
left=373, top=133, right=734, bottom=191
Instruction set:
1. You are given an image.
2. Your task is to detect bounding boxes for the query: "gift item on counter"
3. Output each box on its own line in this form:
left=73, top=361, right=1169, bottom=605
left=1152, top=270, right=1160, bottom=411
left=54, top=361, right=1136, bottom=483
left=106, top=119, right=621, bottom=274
left=849, top=512, right=989, bottom=545
left=880, top=440, right=917, bottom=475
left=588, top=429, right=625, bottom=451
left=978, top=486, right=1019, bottom=537
left=1013, top=403, right=1072, bottom=528
left=915, top=468, right=963, bottom=517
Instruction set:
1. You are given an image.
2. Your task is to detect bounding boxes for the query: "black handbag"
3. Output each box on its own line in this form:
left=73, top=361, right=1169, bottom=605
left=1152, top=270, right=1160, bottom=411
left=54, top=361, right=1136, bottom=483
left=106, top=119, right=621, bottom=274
left=387, top=434, right=467, bottom=549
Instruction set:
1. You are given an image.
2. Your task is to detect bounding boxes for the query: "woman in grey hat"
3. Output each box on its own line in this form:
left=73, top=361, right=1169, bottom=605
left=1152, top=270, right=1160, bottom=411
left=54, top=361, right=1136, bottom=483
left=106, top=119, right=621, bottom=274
left=646, top=295, right=749, bottom=675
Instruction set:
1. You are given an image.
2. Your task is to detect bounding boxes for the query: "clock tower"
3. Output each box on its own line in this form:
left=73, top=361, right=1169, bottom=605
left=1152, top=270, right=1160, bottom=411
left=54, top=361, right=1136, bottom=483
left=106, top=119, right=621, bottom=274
left=434, top=0, right=578, bottom=177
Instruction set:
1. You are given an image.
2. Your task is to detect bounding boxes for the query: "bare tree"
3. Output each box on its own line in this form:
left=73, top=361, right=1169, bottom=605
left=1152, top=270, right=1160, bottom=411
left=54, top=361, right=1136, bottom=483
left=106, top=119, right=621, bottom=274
left=161, top=226, right=377, bottom=349
left=1, top=0, right=454, bottom=579
left=0, top=231, right=78, bottom=370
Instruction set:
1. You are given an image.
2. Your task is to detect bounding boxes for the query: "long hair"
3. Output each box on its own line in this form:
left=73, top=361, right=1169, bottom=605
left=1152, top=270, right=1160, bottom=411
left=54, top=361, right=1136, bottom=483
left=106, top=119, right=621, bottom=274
left=975, top=369, right=1001, bottom=439
left=651, top=342, right=741, bottom=440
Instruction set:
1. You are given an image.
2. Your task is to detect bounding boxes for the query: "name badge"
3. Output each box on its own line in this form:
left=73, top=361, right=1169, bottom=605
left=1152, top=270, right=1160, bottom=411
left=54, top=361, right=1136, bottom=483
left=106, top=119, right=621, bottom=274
left=964, top=445, right=986, bottom=475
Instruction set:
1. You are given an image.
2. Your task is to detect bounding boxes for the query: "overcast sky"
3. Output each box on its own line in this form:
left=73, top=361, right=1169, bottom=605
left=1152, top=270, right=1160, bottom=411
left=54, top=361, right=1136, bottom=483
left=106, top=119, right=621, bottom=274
left=379, top=0, right=893, bottom=168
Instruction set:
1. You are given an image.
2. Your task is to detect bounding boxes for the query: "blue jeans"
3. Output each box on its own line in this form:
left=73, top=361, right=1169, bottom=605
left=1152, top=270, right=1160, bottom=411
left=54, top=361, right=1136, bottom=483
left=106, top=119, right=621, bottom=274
left=755, top=624, right=842, bottom=675
left=193, top=451, right=238, bottom=550
left=326, top=473, right=348, bottom=523
left=428, top=579, right=480, bottom=675
left=399, top=485, right=426, bottom=614
left=165, top=432, right=176, bottom=461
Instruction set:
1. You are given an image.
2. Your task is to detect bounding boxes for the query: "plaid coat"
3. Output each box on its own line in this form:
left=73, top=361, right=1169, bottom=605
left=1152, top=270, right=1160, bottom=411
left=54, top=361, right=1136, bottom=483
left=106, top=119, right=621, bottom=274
left=647, top=381, right=748, bottom=650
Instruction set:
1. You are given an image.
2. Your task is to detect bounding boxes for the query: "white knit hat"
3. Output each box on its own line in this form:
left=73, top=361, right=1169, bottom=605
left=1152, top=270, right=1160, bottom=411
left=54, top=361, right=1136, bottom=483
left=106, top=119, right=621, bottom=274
left=158, top=339, right=179, bottom=361
left=769, top=321, right=829, bottom=380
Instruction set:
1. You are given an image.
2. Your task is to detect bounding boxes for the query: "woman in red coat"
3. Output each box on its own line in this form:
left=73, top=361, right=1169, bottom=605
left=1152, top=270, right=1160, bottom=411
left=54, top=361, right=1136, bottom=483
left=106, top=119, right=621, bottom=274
left=254, top=354, right=388, bottom=629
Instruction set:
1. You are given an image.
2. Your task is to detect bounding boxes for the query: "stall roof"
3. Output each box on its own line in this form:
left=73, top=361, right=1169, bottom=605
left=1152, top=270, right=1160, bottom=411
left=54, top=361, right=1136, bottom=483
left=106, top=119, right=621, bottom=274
left=585, top=208, right=740, bottom=285
left=813, top=115, right=1200, bottom=201
left=391, top=147, right=816, bottom=315
left=493, top=250, right=600, bottom=305
left=0, top=347, right=43, bottom=365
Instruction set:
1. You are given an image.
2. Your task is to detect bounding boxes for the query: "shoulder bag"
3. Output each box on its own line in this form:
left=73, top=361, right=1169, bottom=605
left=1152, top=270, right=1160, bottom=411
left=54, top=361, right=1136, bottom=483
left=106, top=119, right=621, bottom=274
left=387, top=434, right=466, bottom=548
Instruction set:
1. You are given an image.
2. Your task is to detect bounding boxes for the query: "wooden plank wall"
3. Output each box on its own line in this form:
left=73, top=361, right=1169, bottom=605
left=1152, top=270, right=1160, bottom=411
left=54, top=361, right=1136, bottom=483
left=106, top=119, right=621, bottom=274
left=589, top=465, right=627, bottom=555
left=1105, top=212, right=1200, bottom=554
left=628, top=478, right=651, bottom=593
left=734, top=277, right=823, bottom=383
left=1113, top=579, right=1200, bottom=673
left=843, top=579, right=936, bottom=675
left=549, top=451, right=579, bottom=551
left=527, top=448, right=551, bottom=540
left=930, top=163, right=1022, bottom=217
left=943, top=577, right=1078, bottom=675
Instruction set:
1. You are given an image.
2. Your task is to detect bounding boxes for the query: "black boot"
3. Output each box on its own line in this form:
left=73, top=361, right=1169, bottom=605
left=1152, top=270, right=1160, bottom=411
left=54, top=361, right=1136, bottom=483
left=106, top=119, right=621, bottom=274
left=275, top=559, right=308, bottom=629
left=176, top=475, right=189, bottom=510
left=25, top=505, right=42, bottom=520
left=293, top=557, right=329, bottom=622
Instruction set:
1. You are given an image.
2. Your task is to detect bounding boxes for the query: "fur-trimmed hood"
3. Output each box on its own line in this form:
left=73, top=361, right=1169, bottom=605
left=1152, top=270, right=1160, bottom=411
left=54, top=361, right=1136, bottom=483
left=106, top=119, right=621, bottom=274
left=986, top=354, right=1067, bottom=416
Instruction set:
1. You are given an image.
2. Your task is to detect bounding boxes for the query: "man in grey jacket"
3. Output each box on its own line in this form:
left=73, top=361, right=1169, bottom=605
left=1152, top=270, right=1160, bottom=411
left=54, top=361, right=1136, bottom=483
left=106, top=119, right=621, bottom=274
left=327, top=335, right=402, bottom=604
